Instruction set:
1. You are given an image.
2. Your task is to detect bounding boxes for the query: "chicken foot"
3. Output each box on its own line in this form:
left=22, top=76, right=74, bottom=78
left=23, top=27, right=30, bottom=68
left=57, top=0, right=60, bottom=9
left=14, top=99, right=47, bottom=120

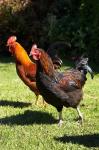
left=58, top=111, right=63, bottom=127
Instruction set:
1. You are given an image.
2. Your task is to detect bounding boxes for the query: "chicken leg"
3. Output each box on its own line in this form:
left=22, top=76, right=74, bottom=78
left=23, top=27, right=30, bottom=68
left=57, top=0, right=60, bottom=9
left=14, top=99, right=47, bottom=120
left=76, top=106, right=83, bottom=124
left=58, top=111, right=63, bottom=127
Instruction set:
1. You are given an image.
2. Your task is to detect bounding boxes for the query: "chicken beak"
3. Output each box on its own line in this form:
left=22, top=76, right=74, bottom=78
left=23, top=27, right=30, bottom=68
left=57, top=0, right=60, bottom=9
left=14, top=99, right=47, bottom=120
left=29, top=51, right=36, bottom=56
left=85, top=65, right=94, bottom=79
left=29, top=52, right=32, bottom=57
left=29, top=51, right=39, bottom=60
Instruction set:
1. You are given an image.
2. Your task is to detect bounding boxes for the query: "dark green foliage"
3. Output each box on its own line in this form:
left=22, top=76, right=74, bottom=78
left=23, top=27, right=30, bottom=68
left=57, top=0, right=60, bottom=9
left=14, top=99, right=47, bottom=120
left=0, top=0, right=99, bottom=63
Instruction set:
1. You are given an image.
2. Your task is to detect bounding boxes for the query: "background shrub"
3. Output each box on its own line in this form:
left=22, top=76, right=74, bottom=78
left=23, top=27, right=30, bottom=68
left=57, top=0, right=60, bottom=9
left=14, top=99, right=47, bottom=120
left=0, top=0, right=99, bottom=64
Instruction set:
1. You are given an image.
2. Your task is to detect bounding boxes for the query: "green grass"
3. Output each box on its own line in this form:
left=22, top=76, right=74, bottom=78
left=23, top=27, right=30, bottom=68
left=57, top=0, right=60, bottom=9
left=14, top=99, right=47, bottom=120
left=0, top=57, right=99, bottom=150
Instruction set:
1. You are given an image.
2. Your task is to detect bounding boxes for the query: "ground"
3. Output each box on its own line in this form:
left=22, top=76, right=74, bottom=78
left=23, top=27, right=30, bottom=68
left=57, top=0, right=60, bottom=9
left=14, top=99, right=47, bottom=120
left=0, top=57, right=99, bottom=150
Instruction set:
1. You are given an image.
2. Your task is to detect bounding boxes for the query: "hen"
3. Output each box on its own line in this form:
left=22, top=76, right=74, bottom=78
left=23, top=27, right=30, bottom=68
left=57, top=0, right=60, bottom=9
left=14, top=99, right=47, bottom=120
left=7, top=36, right=41, bottom=105
left=30, top=46, right=94, bottom=126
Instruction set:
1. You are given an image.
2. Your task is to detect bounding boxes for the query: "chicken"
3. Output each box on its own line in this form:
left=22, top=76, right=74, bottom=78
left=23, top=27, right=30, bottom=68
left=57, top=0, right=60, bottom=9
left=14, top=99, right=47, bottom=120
left=30, top=45, right=94, bottom=126
left=7, top=36, right=64, bottom=106
left=7, top=36, right=41, bottom=105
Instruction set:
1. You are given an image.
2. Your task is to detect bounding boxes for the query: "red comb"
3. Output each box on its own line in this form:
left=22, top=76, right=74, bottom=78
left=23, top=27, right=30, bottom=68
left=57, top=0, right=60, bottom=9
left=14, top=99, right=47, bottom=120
left=7, top=36, right=17, bottom=45
left=31, top=44, right=37, bottom=49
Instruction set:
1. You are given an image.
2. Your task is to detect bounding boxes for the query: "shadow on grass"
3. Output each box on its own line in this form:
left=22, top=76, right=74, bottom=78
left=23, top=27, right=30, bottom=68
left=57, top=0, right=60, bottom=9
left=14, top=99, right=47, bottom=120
left=0, top=110, right=57, bottom=125
left=54, top=134, right=99, bottom=148
left=0, top=100, right=31, bottom=108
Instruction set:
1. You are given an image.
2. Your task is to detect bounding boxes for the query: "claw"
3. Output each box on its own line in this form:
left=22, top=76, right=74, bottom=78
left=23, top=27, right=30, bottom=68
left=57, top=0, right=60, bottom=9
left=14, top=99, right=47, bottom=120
left=58, top=111, right=63, bottom=127
left=35, top=95, right=39, bottom=105
left=58, top=119, right=63, bottom=127
left=77, top=116, right=83, bottom=125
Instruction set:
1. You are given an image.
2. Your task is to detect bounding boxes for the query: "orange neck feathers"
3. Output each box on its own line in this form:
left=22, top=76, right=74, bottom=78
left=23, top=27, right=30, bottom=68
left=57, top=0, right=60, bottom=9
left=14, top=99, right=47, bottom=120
left=10, top=42, right=34, bottom=67
left=40, top=50, right=55, bottom=77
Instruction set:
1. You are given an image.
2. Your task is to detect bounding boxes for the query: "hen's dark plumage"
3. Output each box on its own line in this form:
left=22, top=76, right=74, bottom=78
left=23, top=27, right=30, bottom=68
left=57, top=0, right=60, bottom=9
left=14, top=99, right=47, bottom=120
left=30, top=47, right=94, bottom=126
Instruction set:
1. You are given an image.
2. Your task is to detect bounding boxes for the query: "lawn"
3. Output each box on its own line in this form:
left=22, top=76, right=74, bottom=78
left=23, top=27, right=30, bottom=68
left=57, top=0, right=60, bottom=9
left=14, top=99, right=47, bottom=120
left=0, top=57, right=99, bottom=150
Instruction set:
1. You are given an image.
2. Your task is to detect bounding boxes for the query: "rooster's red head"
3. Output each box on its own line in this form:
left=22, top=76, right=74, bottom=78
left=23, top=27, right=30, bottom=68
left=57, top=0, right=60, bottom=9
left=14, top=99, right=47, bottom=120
left=29, top=44, right=41, bottom=60
left=7, top=36, right=17, bottom=46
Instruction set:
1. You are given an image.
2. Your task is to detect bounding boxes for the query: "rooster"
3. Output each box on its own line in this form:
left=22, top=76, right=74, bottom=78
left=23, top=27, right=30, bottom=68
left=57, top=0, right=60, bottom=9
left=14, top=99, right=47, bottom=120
left=7, top=36, right=64, bottom=106
left=30, top=45, right=94, bottom=126
left=7, top=36, right=41, bottom=105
